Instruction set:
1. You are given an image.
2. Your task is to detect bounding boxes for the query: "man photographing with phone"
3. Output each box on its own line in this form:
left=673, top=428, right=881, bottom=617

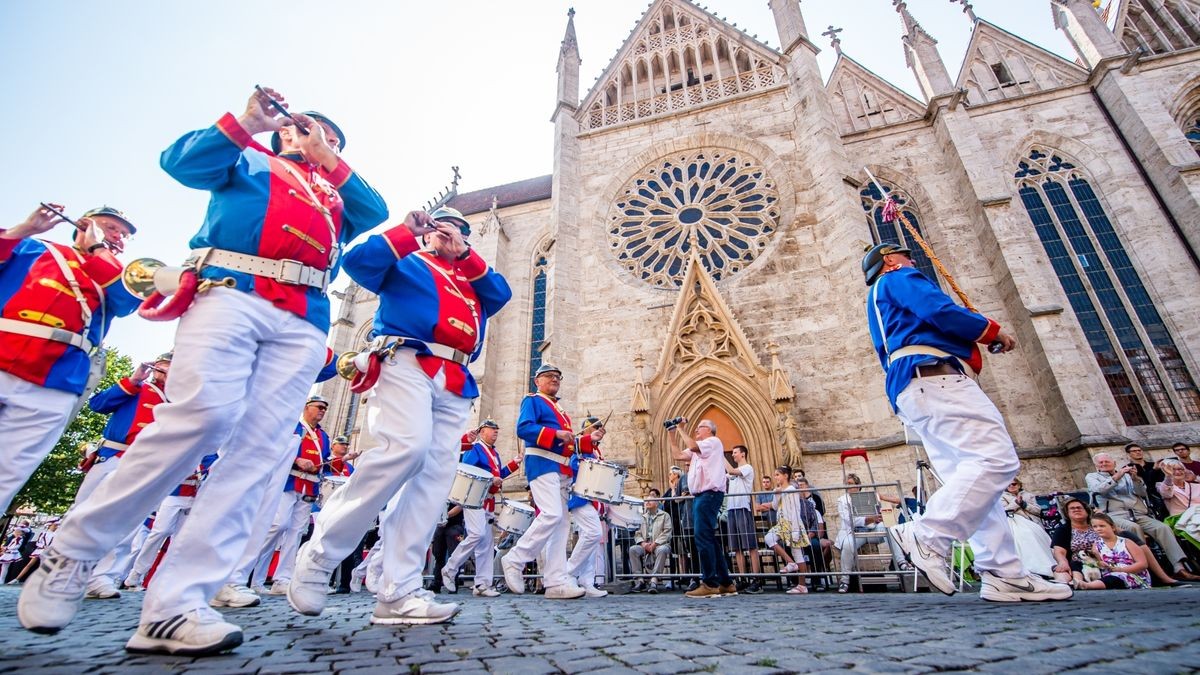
left=668, top=417, right=735, bottom=598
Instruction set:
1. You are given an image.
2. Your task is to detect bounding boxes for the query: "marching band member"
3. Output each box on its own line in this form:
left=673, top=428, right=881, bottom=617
left=862, top=242, right=1071, bottom=602
left=123, top=453, right=219, bottom=591
left=327, top=435, right=355, bottom=477
left=441, top=419, right=520, bottom=597
left=20, top=87, right=388, bottom=655
left=0, top=204, right=140, bottom=515
left=566, top=417, right=608, bottom=597
left=502, top=364, right=586, bottom=600
left=75, top=353, right=172, bottom=506
left=242, top=396, right=331, bottom=596
left=287, top=207, right=511, bottom=625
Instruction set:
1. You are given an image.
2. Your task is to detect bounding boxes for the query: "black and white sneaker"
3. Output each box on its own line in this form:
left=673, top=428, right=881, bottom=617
left=125, top=608, right=243, bottom=655
left=888, top=522, right=956, bottom=596
left=17, top=549, right=95, bottom=634
left=979, top=572, right=1073, bottom=602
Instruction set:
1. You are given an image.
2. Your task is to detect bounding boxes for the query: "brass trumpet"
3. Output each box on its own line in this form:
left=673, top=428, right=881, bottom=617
left=335, top=351, right=372, bottom=380
left=121, top=258, right=187, bottom=300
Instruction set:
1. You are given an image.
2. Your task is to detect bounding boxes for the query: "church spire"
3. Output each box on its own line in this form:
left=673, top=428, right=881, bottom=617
left=1051, top=0, right=1122, bottom=69
left=894, top=0, right=953, bottom=100
left=556, top=7, right=581, bottom=110
left=768, top=0, right=813, bottom=56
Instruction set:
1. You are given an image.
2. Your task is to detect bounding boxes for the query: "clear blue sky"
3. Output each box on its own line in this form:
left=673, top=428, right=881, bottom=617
left=1, top=0, right=1078, bottom=358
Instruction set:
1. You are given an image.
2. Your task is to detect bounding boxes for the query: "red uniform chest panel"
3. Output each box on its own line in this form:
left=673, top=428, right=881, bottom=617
left=419, top=254, right=479, bottom=354
left=254, top=157, right=345, bottom=315
left=125, top=386, right=167, bottom=444
left=328, top=459, right=351, bottom=476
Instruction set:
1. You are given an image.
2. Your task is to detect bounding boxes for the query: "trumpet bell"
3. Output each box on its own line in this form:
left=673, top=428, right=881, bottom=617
left=336, top=351, right=372, bottom=380
left=122, top=258, right=187, bottom=299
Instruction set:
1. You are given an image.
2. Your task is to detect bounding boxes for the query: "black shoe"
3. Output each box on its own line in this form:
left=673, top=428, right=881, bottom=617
left=630, top=581, right=646, bottom=593
left=647, top=582, right=659, bottom=595
left=744, top=582, right=763, bottom=595
left=332, top=588, right=350, bottom=595
left=686, top=580, right=700, bottom=592
left=735, top=579, right=749, bottom=592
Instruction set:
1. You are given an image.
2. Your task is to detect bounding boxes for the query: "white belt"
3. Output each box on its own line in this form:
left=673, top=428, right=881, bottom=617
left=375, top=335, right=472, bottom=367
left=191, top=247, right=329, bottom=291
left=888, top=345, right=977, bottom=378
left=289, top=470, right=320, bottom=482
left=100, top=440, right=130, bottom=451
left=0, top=318, right=94, bottom=353
left=525, top=447, right=571, bottom=466
left=180, top=479, right=200, bottom=487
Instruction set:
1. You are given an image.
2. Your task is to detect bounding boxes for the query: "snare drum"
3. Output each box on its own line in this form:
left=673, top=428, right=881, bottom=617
left=571, top=459, right=628, bottom=504
left=448, top=464, right=494, bottom=509
left=496, top=500, right=536, bottom=535
left=607, top=496, right=644, bottom=530
left=317, top=475, right=349, bottom=508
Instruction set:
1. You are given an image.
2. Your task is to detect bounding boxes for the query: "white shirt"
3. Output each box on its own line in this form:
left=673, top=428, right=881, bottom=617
left=726, top=463, right=754, bottom=510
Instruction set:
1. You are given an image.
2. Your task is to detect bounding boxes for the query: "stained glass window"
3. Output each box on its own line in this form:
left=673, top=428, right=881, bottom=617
left=528, top=254, right=548, bottom=392
left=1185, top=110, right=1200, bottom=157
left=607, top=150, right=780, bottom=288
left=1014, top=146, right=1200, bottom=425
left=859, top=180, right=939, bottom=285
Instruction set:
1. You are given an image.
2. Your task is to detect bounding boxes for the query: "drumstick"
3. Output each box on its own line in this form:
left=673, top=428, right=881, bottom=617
left=255, top=85, right=310, bottom=135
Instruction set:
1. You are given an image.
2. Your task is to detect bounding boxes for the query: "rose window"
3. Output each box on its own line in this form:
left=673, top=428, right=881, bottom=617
left=608, top=150, right=780, bottom=288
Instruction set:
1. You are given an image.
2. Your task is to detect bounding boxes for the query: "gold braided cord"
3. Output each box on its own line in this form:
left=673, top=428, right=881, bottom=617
left=892, top=208, right=978, bottom=314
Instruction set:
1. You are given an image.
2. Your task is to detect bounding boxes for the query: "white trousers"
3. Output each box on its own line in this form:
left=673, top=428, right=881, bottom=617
left=567, top=504, right=603, bottom=586
left=52, top=288, right=325, bottom=622
left=0, top=370, right=77, bottom=515
left=507, top=473, right=571, bottom=588
left=301, top=350, right=471, bottom=603
left=246, top=491, right=311, bottom=585
left=444, top=507, right=495, bottom=589
left=229, top=439, right=297, bottom=586
left=128, top=495, right=193, bottom=581
left=73, top=456, right=121, bottom=509
left=896, top=373, right=1024, bottom=578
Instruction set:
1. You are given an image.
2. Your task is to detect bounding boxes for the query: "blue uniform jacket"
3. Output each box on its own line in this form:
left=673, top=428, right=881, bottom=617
left=160, top=113, right=388, bottom=332
left=282, top=422, right=331, bottom=496
left=866, top=267, right=1000, bottom=410
left=341, top=226, right=511, bottom=399
left=88, top=377, right=168, bottom=457
left=518, top=393, right=574, bottom=482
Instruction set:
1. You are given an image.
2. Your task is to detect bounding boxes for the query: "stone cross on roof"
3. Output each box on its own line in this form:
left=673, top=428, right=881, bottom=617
left=950, top=0, right=978, bottom=22
left=822, top=25, right=843, bottom=55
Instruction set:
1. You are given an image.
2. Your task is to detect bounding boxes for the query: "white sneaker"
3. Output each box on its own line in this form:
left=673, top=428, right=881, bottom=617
left=370, top=589, right=460, bottom=625
left=441, top=568, right=457, bottom=594
left=472, top=584, right=500, bottom=597
left=349, top=575, right=363, bottom=593
left=125, top=607, right=242, bottom=655
left=501, top=555, right=524, bottom=595
left=85, top=575, right=121, bottom=600
left=267, top=580, right=289, bottom=595
left=979, top=572, right=1073, bottom=602
left=783, top=562, right=800, bottom=573
left=888, top=522, right=956, bottom=596
left=286, top=544, right=335, bottom=617
left=251, top=584, right=269, bottom=595
left=209, top=583, right=261, bottom=608
left=122, top=573, right=143, bottom=591
left=581, top=585, right=608, bottom=598
left=545, top=583, right=586, bottom=599
left=17, top=549, right=96, bottom=634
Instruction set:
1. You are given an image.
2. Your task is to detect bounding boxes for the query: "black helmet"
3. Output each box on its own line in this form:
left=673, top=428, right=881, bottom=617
left=862, top=242, right=912, bottom=286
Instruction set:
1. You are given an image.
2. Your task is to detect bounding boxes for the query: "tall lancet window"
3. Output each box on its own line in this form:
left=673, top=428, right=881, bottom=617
left=859, top=180, right=938, bottom=284
left=1014, top=146, right=1200, bottom=425
left=1183, top=105, right=1200, bottom=157
left=527, top=251, right=549, bottom=392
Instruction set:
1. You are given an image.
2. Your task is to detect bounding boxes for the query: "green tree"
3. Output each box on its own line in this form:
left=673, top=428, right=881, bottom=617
left=7, top=349, right=134, bottom=516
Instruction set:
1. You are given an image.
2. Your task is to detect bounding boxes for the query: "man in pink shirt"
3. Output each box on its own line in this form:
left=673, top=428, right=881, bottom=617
left=669, top=418, right=735, bottom=598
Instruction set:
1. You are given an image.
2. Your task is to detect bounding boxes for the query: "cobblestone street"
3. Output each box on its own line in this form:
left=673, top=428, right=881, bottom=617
left=1, top=584, right=1197, bottom=673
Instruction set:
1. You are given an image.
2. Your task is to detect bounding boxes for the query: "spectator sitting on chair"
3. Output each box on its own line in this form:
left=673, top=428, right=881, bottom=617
left=754, top=476, right=777, bottom=530
left=1000, top=477, right=1043, bottom=523
left=1086, top=453, right=1200, bottom=581
left=1158, top=458, right=1200, bottom=550
left=630, top=489, right=673, bottom=594
left=1050, top=498, right=1183, bottom=587
left=834, top=473, right=907, bottom=593
left=764, top=466, right=817, bottom=595
left=1074, top=513, right=1151, bottom=590
left=724, top=445, right=762, bottom=594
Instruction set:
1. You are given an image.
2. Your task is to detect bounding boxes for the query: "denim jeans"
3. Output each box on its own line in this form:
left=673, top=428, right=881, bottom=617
left=692, top=490, right=732, bottom=587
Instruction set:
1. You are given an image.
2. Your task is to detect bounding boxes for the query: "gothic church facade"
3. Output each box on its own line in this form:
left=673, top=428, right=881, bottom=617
left=321, top=0, right=1200, bottom=496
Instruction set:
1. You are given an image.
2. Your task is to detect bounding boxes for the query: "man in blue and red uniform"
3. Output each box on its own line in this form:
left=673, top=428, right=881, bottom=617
left=0, top=204, right=140, bottom=515
left=240, top=395, right=330, bottom=596
left=72, top=352, right=172, bottom=599
left=862, top=243, right=1070, bottom=603
left=502, top=363, right=586, bottom=600
left=287, top=206, right=510, bottom=626
left=124, top=452, right=220, bottom=590
left=75, top=353, right=172, bottom=508
left=441, top=418, right=521, bottom=597
left=20, top=87, right=388, bottom=655
left=566, top=417, right=609, bottom=597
